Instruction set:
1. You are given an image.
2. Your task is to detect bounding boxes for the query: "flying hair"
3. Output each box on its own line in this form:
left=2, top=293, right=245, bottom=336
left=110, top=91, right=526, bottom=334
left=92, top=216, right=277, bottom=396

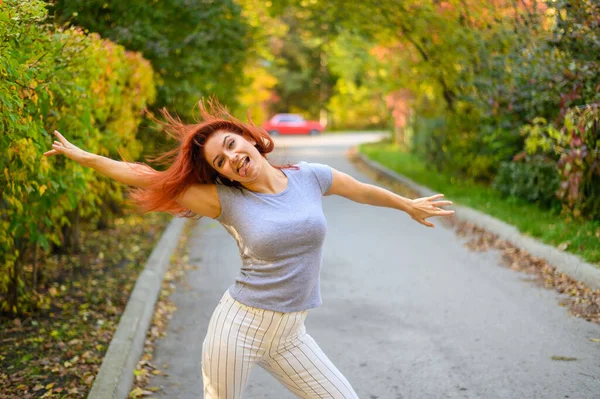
left=128, top=98, right=292, bottom=218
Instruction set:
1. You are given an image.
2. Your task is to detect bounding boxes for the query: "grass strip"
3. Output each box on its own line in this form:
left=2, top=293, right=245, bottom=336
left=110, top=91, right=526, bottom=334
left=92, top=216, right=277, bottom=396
left=359, top=141, right=600, bottom=266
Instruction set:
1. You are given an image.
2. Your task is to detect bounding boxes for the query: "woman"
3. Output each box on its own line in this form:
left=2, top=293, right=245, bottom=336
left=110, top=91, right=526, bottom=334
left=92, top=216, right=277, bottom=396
left=44, top=103, right=454, bottom=398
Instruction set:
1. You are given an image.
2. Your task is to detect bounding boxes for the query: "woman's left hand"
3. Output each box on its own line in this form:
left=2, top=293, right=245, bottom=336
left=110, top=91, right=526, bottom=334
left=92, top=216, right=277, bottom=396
left=408, top=194, right=455, bottom=228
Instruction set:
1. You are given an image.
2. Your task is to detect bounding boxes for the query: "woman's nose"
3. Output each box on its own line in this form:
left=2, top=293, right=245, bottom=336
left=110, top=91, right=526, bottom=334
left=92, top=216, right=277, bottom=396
left=225, top=151, right=238, bottom=165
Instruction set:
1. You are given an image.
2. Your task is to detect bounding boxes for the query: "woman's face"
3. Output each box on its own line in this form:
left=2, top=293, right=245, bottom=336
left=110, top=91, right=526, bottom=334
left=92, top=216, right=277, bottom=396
left=203, top=130, right=262, bottom=183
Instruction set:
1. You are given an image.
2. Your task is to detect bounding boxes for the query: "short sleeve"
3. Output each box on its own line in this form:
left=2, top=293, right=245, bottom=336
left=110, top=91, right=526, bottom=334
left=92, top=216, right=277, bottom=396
left=215, top=183, right=235, bottom=222
left=303, top=162, right=333, bottom=195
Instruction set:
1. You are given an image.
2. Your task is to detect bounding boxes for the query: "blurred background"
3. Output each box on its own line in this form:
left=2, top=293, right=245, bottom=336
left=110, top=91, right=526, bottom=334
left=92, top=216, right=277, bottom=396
left=2, top=0, right=600, bottom=318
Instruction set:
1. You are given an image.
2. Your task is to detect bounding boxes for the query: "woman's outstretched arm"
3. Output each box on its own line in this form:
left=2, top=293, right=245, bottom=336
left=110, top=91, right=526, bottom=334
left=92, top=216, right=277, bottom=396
left=45, top=130, right=222, bottom=218
left=326, top=168, right=454, bottom=228
left=44, top=130, right=159, bottom=188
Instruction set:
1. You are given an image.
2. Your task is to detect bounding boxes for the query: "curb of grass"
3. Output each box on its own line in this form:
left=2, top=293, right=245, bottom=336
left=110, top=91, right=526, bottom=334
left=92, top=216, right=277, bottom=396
left=88, top=217, right=186, bottom=399
left=357, top=153, right=600, bottom=291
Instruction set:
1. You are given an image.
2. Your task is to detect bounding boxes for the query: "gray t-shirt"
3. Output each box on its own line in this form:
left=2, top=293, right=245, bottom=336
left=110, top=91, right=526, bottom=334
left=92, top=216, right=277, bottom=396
left=215, top=161, right=333, bottom=313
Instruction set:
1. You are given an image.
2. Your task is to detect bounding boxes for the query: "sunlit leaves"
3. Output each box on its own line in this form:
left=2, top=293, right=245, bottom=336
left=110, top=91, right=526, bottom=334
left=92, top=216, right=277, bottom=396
left=51, top=0, right=250, bottom=120
left=520, top=106, right=600, bottom=219
left=0, top=0, right=155, bottom=314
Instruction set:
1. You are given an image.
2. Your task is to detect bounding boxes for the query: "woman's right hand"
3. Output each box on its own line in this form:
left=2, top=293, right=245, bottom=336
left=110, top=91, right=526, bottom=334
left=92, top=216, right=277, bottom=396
left=44, top=130, right=92, bottom=166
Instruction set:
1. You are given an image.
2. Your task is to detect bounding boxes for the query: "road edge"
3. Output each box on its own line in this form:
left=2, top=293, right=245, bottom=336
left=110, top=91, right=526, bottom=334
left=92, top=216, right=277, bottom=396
left=88, top=216, right=187, bottom=399
left=357, top=153, right=600, bottom=291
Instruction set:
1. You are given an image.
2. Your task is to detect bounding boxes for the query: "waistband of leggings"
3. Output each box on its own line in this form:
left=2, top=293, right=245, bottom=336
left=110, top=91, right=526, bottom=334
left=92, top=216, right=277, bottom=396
left=223, top=289, right=308, bottom=317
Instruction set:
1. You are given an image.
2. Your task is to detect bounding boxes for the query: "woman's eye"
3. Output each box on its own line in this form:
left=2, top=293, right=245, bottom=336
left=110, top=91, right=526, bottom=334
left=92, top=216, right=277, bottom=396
left=218, top=159, right=224, bottom=168
left=229, top=139, right=235, bottom=149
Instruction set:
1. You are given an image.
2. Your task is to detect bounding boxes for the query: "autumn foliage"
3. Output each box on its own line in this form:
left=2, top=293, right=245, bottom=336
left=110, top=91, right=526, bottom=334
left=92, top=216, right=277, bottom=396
left=0, top=0, right=156, bottom=314
left=282, top=0, right=600, bottom=219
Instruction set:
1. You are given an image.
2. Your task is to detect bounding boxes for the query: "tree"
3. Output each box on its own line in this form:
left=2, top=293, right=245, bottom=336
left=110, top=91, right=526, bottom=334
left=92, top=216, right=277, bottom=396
left=50, top=0, right=250, bottom=119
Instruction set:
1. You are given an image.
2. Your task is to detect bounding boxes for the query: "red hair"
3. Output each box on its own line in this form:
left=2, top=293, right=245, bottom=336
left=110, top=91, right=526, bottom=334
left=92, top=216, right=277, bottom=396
left=129, top=99, right=290, bottom=217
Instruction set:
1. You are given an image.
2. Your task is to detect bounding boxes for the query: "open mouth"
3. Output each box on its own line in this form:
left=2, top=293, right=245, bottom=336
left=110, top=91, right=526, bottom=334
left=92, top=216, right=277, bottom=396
left=237, top=156, right=251, bottom=177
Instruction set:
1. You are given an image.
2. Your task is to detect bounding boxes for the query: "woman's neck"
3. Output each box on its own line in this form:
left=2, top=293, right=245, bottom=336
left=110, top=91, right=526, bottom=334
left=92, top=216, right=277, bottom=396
left=242, top=159, right=288, bottom=194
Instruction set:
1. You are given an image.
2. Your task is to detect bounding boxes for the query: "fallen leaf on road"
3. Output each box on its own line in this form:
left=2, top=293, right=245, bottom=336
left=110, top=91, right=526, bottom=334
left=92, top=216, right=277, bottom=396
left=557, top=241, right=570, bottom=251
left=551, top=356, right=577, bottom=361
left=130, top=387, right=155, bottom=397
left=590, top=338, right=600, bottom=343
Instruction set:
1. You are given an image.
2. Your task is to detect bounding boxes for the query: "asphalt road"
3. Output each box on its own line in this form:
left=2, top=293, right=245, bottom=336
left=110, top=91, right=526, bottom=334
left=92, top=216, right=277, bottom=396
left=148, top=133, right=600, bottom=398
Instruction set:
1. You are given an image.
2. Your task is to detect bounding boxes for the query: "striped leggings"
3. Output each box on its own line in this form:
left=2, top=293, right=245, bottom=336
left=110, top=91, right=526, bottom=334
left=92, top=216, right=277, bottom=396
left=202, top=290, right=358, bottom=398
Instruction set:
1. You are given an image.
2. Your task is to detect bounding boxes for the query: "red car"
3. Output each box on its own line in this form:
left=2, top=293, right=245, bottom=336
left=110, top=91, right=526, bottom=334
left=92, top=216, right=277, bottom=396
left=262, top=113, right=324, bottom=136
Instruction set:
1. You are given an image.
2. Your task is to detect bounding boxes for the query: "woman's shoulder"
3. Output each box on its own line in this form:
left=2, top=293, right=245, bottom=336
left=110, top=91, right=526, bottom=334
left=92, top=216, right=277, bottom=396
left=295, top=161, right=332, bottom=174
left=177, top=183, right=221, bottom=219
left=295, top=160, right=330, bottom=170
left=292, top=161, right=332, bottom=194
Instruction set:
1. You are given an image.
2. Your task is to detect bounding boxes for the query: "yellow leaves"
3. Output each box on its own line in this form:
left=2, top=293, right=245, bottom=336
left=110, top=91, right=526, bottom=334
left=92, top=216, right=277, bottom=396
left=590, top=338, right=600, bottom=343
left=2, top=20, right=155, bottom=320
left=4, top=194, right=24, bottom=213
left=235, top=63, right=278, bottom=123
left=520, top=117, right=572, bottom=156
left=64, top=355, right=79, bottom=368
left=129, top=387, right=154, bottom=398
left=531, top=117, right=547, bottom=125
left=133, top=368, right=146, bottom=377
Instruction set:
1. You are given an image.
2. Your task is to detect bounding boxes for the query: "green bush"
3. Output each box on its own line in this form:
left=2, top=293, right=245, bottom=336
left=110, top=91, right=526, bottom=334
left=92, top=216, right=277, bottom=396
left=403, top=0, right=600, bottom=189
left=492, top=157, right=561, bottom=209
left=411, top=115, right=445, bottom=166
left=0, top=0, right=155, bottom=314
left=411, top=114, right=522, bottom=182
left=521, top=108, right=600, bottom=219
left=50, top=0, right=249, bottom=120
left=556, top=107, right=600, bottom=220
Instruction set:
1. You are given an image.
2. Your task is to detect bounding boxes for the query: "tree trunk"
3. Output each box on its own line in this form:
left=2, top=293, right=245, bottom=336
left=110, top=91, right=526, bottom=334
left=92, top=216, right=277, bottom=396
left=61, top=205, right=81, bottom=253
left=32, top=244, right=38, bottom=293
left=8, top=241, right=25, bottom=316
left=97, top=196, right=123, bottom=230
left=394, top=125, right=405, bottom=147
